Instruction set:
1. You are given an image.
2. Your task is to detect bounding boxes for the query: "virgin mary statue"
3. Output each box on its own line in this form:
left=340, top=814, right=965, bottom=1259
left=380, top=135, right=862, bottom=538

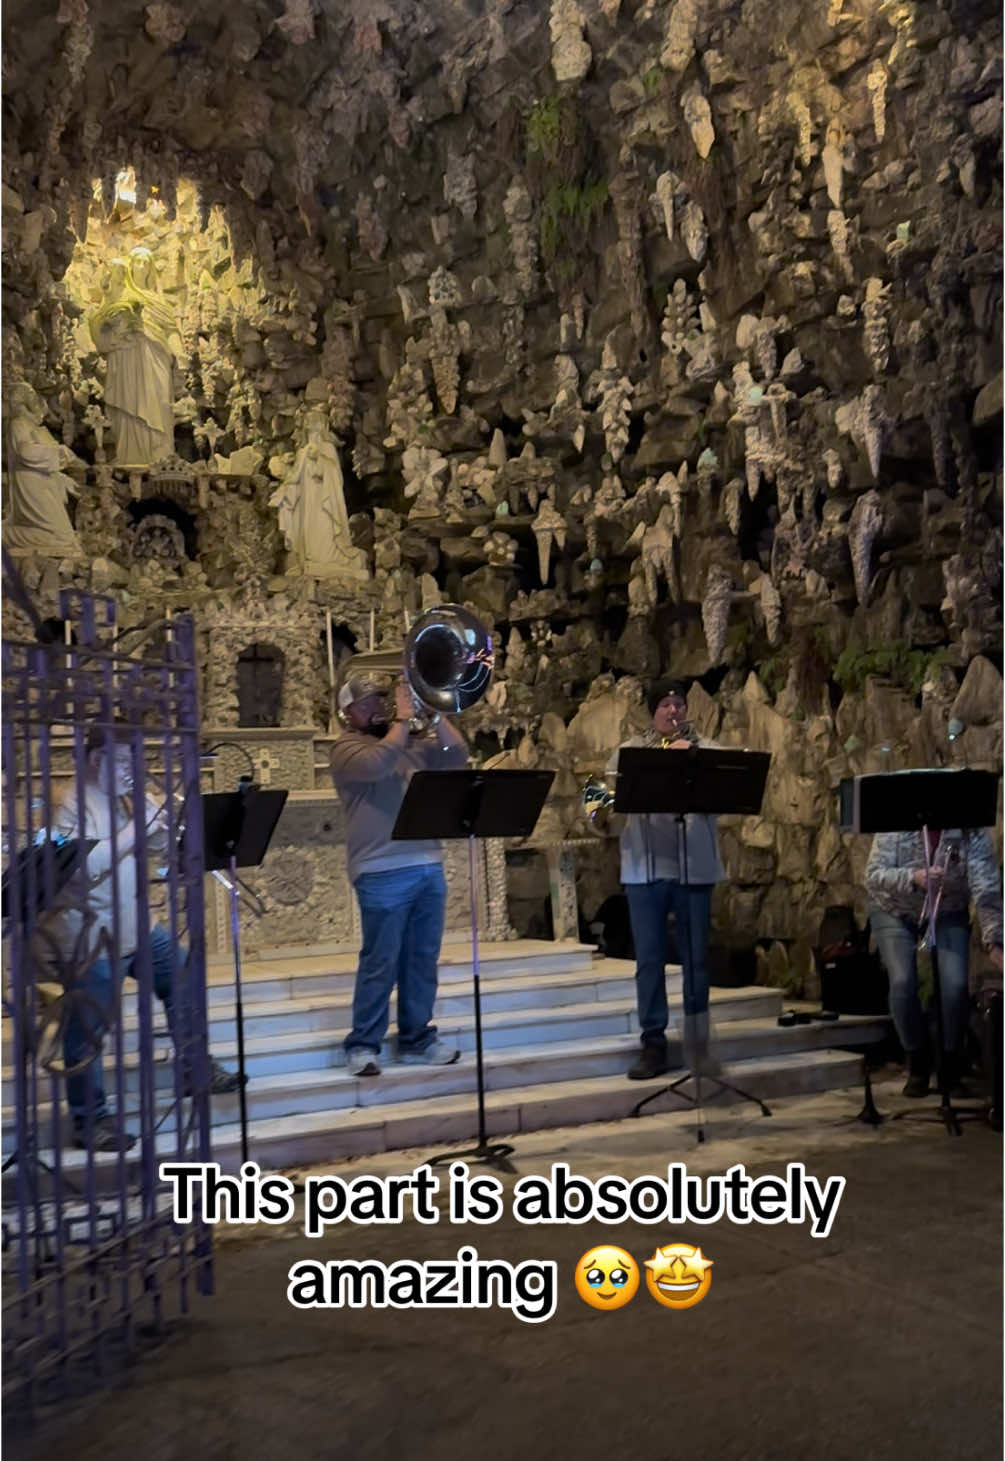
left=269, top=411, right=369, bottom=581
left=89, top=249, right=179, bottom=466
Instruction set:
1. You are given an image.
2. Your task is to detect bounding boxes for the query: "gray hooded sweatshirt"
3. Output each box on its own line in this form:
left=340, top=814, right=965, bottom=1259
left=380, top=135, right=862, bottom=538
left=330, top=728, right=467, bottom=883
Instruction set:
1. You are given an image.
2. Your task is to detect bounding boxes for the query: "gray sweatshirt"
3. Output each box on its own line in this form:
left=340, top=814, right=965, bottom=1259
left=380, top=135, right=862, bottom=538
left=606, top=737, right=725, bottom=887
left=330, top=726, right=468, bottom=883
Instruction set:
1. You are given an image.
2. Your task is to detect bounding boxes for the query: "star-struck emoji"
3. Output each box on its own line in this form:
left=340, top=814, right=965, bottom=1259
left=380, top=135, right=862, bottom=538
left=644, top=1242, right=714, bottom=1309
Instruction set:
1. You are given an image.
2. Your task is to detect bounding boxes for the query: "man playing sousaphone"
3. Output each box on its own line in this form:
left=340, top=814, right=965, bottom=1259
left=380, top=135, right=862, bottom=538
left=330, top=668, right=469, bottom=1076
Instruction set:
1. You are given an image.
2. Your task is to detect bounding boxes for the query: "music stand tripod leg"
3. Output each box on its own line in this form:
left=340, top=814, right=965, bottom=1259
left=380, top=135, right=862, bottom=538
left=430, top=834, right=515, bottom=1175
left=931, top=948, right=961, bottom=1136
left=856, top=1057, right=884, bottom=1126
left=630, top=1073, right=699, bottom=1119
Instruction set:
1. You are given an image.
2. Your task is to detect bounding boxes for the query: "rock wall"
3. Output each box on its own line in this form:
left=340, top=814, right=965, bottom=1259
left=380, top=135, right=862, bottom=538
left=2, top=0, right=1001, bottom=979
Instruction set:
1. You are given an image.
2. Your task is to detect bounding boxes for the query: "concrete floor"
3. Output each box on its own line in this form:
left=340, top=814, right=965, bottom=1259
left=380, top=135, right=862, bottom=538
left=8, top=1077, right=1003, bottom=1461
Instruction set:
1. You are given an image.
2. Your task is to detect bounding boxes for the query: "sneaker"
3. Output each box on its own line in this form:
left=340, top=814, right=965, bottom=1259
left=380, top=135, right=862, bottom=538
left=398, top=1040, right=460, bottom=1066
left=627, top=1044, right=669, bottom=1080
left=209, top=1061, right=246, bottom=1095
left=182, top=1061, right=248, bottom=1097
left=73, top=1116, right=137, bottom=1153
left=346, top=1047, right=381, bottom=1076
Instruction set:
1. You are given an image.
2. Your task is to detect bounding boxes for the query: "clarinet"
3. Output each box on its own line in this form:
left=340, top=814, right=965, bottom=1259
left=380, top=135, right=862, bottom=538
left=645, top=722, right=700, bottom=749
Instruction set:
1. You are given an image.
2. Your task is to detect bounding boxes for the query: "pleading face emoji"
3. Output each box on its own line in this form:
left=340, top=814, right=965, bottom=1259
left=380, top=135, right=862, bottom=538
left=574, top=1245, right=640, bottom=1311
left=644, top=1243, right=713, bottom=1309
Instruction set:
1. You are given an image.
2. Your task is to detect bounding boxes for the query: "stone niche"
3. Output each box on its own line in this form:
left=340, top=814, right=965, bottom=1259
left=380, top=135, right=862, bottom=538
left=236, top=641, right=285, bottom=727
left=127, top=494, right=197, bottom=568
left=200, top=593, right=320, bottom=729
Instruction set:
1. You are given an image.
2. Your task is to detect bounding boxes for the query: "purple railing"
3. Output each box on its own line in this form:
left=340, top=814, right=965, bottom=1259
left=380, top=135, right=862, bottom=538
left=1, top=577, right=213, bottom=1411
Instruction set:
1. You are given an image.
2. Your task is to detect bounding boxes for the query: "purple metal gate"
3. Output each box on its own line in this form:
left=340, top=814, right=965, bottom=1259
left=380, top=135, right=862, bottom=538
left=2, top=577, right=213, bottom=1409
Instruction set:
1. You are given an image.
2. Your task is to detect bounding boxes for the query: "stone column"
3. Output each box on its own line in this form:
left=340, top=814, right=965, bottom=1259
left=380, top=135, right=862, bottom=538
left=482, top=838, right=513, bottom=942
left=544, top=843, right=580, bottom=942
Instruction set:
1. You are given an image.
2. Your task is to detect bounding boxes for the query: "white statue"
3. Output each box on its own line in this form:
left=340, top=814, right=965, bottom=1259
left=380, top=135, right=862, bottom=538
left=89, top=249, right=180, bottom=466
left=269, top=411, right=369, bottom=581
left=3, top=382, right=83, bottom=557
left=532, top=489, right=567, bottom=585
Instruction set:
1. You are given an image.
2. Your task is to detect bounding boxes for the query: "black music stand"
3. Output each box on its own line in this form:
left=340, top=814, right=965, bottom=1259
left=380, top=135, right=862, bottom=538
left=392, top=769, right=554, bottom=1174
left=616, top=746, right=772, bottom=1142
left=202, top=782, right=288, bottom=1162
left=840, top=768, right=999, bottom=1137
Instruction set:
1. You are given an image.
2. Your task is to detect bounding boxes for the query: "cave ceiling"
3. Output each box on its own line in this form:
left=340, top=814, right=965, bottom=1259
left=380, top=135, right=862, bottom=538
left=2, top=0, right=559, bottom=221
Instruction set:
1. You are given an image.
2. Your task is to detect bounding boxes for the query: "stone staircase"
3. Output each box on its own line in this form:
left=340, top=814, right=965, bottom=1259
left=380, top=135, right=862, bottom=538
left=2, top=937, right=888, bottom=1187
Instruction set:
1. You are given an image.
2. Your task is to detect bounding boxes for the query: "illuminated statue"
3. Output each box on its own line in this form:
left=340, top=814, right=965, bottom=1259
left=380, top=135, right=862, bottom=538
left=3, top=381, right=83, bottom=557
left=269, top=411, right=369, bottom=581
left=89, top=249, right=180, bottom=466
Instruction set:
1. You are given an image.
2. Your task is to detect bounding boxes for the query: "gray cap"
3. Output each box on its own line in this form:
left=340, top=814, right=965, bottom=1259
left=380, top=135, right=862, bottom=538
left=337, top=672, right=389, bottom=713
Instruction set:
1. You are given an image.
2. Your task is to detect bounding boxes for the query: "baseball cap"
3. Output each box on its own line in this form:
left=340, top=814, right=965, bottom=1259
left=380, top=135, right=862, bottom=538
left=337, top=672, right=389, bottom=714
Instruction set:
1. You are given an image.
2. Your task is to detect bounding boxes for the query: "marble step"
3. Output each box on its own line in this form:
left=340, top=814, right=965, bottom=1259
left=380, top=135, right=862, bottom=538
left=110, top=974, right=783, bottom=1054
left=1, top=986, right=785, bottom=1104
left=0, top=943, right=599, bottom=1033
left=2, top=1010, right=885, bottom=1143
left=115, top=965, right=649, bottom=1045
left=205, top=927, right=486, bottom=966
left=203, top=939, right=598, bottom=1004
left=2, top=1048, right=872, bottom=1196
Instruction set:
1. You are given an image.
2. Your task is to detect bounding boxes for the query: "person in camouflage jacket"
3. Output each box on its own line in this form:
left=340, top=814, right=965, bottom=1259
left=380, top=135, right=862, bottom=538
left=866, top=827, right=1003, bottom=1096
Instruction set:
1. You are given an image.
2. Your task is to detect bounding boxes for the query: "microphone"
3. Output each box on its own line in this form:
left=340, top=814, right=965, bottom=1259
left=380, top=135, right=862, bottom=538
left=947, top=717, right=968, bottom=769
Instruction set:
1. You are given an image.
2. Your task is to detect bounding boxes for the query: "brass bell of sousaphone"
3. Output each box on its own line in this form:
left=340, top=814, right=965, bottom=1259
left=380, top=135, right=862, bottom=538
left=335, top=604, right=495, bottom=728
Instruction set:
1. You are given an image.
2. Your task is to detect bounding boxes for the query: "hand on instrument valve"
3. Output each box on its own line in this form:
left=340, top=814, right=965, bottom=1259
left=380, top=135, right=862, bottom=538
left=394, top=682, right=414, bottom=723
left=666, top=738, right=692, bottom=750
left=911, top=866, right=943, bottom=890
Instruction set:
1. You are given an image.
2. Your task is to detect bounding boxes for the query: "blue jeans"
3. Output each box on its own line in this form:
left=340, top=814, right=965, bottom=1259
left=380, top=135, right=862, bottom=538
left=625, top=881, right=713, bottom=1044
left=65, top=923, right=190, bottom=1126
left=869, top=906, right=970, bottom=1055
left=346, top=864, right=447, bottom=1055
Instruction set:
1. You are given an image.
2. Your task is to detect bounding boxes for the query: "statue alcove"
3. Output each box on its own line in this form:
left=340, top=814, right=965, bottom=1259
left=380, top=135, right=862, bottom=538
left=237, top=641, right=285, bottom=728
left=127, top=495, right=198, bottom=567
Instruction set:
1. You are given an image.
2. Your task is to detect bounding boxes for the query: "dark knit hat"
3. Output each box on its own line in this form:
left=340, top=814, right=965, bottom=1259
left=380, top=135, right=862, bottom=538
left=646, top=679, right=689, bottom=716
